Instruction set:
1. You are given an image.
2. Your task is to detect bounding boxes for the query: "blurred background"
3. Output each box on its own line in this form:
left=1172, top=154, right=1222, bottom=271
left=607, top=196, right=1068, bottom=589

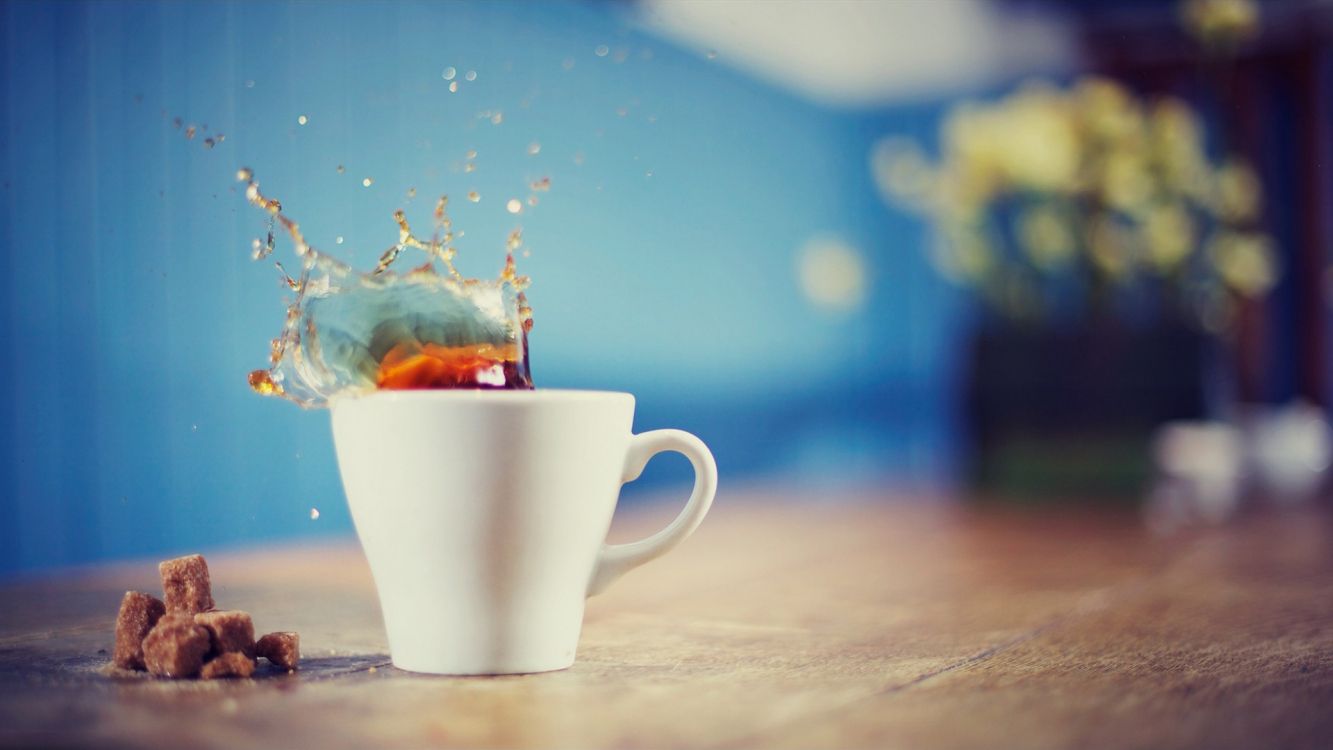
left=0, top=0, right=1330, bottom=575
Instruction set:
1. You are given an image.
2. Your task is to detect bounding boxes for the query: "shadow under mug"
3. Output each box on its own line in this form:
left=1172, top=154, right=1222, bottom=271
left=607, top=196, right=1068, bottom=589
left=330, top=390, right=717, bottom=675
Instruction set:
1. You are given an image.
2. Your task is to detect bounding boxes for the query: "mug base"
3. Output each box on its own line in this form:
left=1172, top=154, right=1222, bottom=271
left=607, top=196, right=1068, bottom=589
left=389, top=654, right=576, bottom=676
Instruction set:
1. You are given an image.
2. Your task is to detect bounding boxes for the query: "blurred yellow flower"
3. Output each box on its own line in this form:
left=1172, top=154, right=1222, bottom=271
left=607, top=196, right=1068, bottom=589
left=1181, top=0, right=1260, bottom=48
left=1149, top=98, right=1208, bottom=195
left=997, top=83, right=1081, bottom=193
left=1214, top=159, right=1262, bottom=222
left=1099, top=150, right=1153, bottom=214
left=1076, top=77, right=1145, bottom=147
left=1018, top=204, right=1075, bottom=270
left=1208, top=230, right=1278, bottom=296
left=943, top=83, right=1081, bottom=195
left=1143, top=202, right=1196, bottom=270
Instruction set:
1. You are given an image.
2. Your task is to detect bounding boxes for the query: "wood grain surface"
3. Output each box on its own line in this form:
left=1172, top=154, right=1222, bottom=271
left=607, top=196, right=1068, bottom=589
left=1, top=487, right=1330, bottom=749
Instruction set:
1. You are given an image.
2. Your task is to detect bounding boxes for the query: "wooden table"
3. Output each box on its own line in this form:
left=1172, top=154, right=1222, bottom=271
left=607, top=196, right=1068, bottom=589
left=2, top=488, right=1332, bottom=749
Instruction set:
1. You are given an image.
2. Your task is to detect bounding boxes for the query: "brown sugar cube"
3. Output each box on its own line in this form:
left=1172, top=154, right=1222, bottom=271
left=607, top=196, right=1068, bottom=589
left=112, top=591, right=166, bottom=670
left=200, top=651, right=256, bottom=680
left=255, top=632, right=300, bottom=670
left=194, top=610, right=255, bottom=658
left=158, top=554, right=214, bottom=614
left=142, top=613, right=211, bottom=678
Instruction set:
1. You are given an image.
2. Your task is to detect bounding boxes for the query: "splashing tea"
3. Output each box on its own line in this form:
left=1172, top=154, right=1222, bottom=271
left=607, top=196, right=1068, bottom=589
left=239, top=169, right=533, bottom=408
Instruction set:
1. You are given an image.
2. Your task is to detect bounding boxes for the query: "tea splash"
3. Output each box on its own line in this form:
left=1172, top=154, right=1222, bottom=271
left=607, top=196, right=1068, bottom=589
left=239, top=169, right=533, bottom=408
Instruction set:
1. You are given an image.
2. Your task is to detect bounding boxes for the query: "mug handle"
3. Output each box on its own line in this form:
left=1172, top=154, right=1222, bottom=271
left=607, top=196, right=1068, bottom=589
left=587, top=429, right=718, bottom=597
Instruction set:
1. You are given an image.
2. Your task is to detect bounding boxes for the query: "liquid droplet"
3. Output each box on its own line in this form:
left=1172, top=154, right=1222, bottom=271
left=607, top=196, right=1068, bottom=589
left=336, top=236, right=344, bottom=244
left=465, top=149, right=477, bottom=160
left=244, top=79, right=256, bottom=89
left=527, top=142, right=541, bottom=156
left=407, top=187, right=417, bottom=199
left=490, top=112, right=503, bottom=125
left=465, top=70, right=477, bottom=81
left=467, top=191, right=480, bottom=202
left=595, top=45, right=609, bottom=57
left=310, top=507, right=320, bottom=520
left=442, top=66, right=456, bottom=81
left=297, top=115, right=308, bottom=126
left=705, top=49, right=718, bottom=60
left=362, top=177, right=373, bottom=187
left=448, top=81, right=459, bottom=93
left=236, top=167, right=253, bottom=182
left=336, top=164, right=345, bottom=174
left=506, top=199, right=522, bottom=214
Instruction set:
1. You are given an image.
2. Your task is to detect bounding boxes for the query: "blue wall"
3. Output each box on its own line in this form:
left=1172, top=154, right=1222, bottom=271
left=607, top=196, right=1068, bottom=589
left=0, top=0, right=965, bottom=575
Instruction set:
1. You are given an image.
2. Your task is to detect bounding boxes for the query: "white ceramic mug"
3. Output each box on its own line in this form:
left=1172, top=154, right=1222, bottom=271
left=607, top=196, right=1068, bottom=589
left=330, top=390, right=717, bottom=675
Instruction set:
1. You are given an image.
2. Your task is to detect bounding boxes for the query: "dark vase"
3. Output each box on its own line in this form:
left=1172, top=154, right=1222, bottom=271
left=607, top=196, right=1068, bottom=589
left=964, top=319, right=1212, bottom=502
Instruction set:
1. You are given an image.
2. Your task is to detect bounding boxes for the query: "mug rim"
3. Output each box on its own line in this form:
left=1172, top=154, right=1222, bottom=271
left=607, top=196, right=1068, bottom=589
left=329, top=388, right=634, bottom=406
